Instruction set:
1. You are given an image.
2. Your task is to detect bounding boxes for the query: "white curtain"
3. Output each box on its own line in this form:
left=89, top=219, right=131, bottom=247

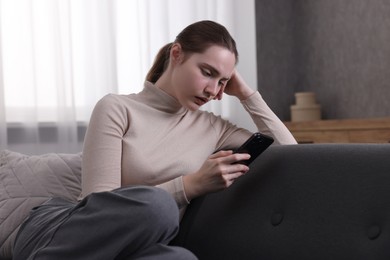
left=0, top=0, right=239, bottom=154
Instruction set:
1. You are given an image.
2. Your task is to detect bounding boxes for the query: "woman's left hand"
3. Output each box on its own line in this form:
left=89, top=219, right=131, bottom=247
left=214, top=70, right=255, bottom=101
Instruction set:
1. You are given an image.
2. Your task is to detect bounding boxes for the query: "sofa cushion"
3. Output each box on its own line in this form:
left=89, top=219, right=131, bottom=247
left=0, top=150, right=82, bottom=259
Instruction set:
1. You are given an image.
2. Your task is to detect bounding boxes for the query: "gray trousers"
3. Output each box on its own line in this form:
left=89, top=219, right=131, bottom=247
left=13, top=186, right=197, bottom=260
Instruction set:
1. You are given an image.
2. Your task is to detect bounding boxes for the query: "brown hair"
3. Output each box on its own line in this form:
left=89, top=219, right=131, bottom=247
left=146, top=20, right=238, bottom=83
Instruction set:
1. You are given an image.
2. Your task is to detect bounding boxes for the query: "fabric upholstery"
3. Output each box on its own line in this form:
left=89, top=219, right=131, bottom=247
left=2, top=144, right=390, bottom=259
left=0, top=150, right=82, bottom=259
left=173, top=144, right=390, bottom=260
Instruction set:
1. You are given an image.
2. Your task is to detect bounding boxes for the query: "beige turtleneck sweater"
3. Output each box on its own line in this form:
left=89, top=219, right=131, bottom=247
left=81, top=81, right=296, bottom=213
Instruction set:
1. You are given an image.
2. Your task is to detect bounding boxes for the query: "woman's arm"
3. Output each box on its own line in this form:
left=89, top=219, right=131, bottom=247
left=222, top=70, right=297, bottom=145
left=81, top=94, right=207, bottom=209
left=81, top=94, right=127, bottom=198
left=182, top=71, right=297, bottom=201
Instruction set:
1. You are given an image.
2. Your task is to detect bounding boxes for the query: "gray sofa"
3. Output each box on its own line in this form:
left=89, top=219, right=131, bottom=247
left=1, top=144, right=390, bottom=259
left=172, top=144, right=390, bottom=259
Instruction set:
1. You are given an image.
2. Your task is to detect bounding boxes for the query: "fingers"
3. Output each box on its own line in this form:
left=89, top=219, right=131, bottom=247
left=223, top=171, right=245, bottom=188
left=214, top=86, right=225, bottom=100
left=220, top=154, right=251, bottom=186
left=223, top=163, right=249, bottom=179
left=210, top=150, right=251, bottom=164
left=206, top=150, right=251, bottom=189
left=209, top=150, right=233, bottom=159
left=224, top=170, right=245, bottom=180
left=210, top=150, right=250, bottom=172
left=226, top=152, right=251, bottom=165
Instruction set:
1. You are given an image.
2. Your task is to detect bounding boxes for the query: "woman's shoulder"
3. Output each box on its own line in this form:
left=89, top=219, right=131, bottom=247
left=99, top=93, right=135, bottom=103
left=88, top=94, right=139, bottom=125
left=95, top=93, right=138, bottom=110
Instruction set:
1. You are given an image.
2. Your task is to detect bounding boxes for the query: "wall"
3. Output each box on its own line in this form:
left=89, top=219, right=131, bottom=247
left=227, top=0, right=258, bottom=131
left=255, top=0, right=390, bottom=121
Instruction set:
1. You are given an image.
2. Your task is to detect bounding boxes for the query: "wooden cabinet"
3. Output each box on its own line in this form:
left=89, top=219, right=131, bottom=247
left=284, top=118, right=390, bottom=144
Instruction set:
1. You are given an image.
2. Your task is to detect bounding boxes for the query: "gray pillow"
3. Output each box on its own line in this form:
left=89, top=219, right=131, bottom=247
left=0, top=150, right=82, bottom=259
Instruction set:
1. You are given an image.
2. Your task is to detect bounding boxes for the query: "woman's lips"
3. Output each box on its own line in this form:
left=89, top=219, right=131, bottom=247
left=195, top=96, right=209, bottom=106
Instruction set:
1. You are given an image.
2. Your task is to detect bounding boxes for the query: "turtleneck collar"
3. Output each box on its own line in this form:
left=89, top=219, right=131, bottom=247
left=137, top=81, right=188, bottom=114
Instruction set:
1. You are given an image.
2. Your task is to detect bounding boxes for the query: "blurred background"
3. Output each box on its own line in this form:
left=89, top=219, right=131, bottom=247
left=0, top=0, right=258, bottom=154
left=3, top=0, right=389, bottom=153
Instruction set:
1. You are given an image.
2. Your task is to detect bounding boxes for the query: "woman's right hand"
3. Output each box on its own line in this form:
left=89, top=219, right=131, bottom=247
left=182, top=150, right=250, bottom=200
left=215, top=70, right=255, bottom=101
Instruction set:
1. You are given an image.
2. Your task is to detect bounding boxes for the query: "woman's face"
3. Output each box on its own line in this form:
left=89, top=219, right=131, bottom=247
left=169, top=44, right=236, bottom=111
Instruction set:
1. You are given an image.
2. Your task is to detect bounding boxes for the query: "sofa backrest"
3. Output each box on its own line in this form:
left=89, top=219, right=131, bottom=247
left=173, top=144, right=390, bottom=260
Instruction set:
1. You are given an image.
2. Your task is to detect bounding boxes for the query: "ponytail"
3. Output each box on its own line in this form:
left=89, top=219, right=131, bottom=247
left=146, top=43, right=172, bottom=83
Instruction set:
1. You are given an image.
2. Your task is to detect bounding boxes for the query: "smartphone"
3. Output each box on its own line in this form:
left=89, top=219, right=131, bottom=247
left=233, top=132, right=274, bottom=165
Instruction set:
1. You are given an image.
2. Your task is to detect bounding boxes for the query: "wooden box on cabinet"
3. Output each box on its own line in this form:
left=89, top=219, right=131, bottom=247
left=284, top=118, right=390, bottom=144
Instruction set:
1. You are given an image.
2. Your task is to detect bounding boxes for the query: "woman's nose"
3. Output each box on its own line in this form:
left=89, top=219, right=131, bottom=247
left=205, top=81, right=220, bottom=97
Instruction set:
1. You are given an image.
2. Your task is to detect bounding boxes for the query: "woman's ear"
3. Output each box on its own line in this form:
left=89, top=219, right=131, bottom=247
left=170, top=43, right=183, bottom=64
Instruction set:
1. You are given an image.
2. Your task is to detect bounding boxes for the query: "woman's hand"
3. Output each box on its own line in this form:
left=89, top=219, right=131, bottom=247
left=214, top=70, right=255, bottom=101
left=182, top=150, right=250, bottom=200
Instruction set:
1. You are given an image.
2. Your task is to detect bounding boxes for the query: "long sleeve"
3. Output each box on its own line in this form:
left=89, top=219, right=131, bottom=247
left=81, top=94, right=128, bottom=198
left=241, top=91, right=297, bottom=145
left=156, top=176, right=189, bottom=208
left=80, top=85, right=296, bottom=210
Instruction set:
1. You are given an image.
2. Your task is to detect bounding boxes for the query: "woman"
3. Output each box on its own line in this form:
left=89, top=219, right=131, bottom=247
left=13, top=20, right=296, bottom=259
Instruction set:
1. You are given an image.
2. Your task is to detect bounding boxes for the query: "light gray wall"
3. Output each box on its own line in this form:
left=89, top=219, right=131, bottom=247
left=255, top=0, right=390, bottom=121
left=230, top=0, right=258, bottom=131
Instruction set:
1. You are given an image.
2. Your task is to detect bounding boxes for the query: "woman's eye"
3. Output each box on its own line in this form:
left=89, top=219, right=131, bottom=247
left=202, top=69, right=212, bottom=77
